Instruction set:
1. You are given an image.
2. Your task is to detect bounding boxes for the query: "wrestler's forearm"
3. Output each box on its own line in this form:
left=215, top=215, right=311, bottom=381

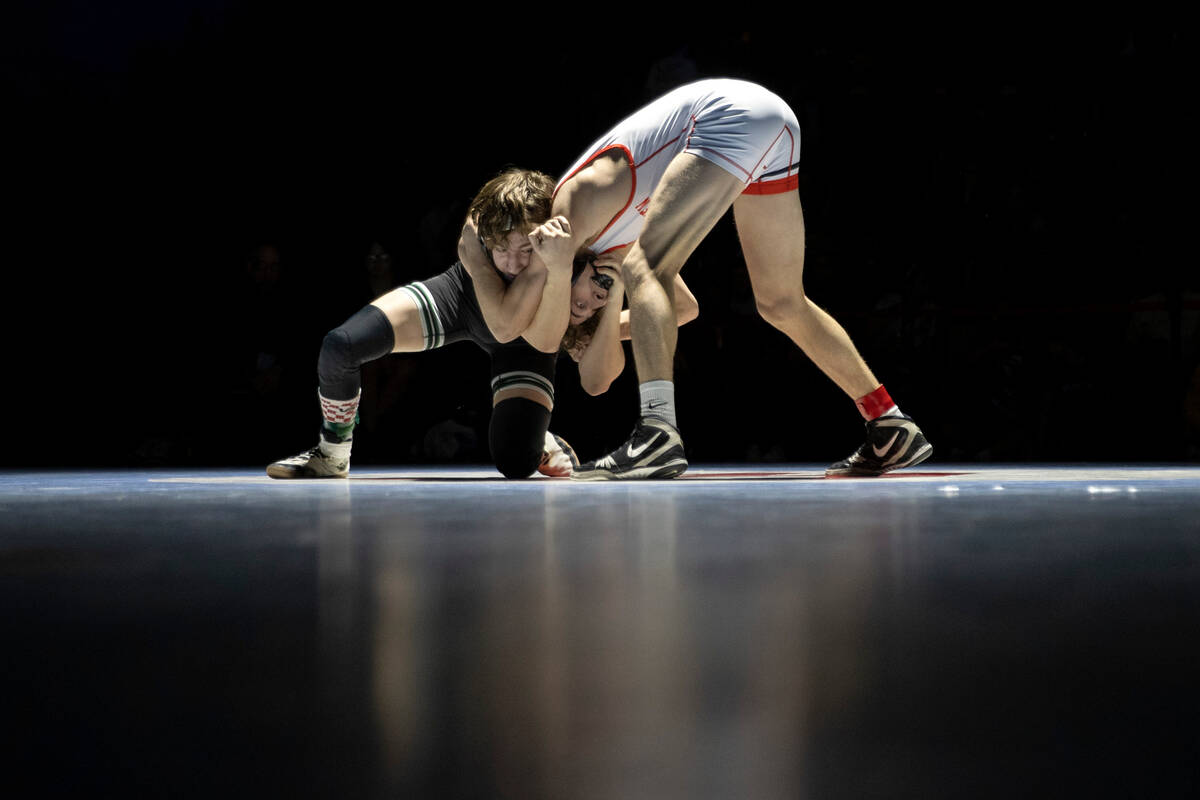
left=520, top=267, right=572, bottom=353
left=457, top=232, right=511, bottom=339
left=578, top=301, right=626, bottom=395
left=484, top=269, right=547, bottom=342
left=467, top=267, right=516, bottom=341
left=460, top=224, right=552, bottom=341
left=500, top=267, right=549, bottom=337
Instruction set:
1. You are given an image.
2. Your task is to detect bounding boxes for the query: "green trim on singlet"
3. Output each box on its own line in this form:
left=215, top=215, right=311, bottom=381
left=399, top=282, right=444, bottom=350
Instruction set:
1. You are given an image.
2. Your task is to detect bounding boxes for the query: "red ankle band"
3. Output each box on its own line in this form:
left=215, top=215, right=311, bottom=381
left=856, top=385, right=896, bottom=420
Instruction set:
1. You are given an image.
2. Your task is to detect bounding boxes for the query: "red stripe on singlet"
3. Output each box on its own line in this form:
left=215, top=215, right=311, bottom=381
left=742, top=126, right=798, bottom=195
left=553, top=144, right=636, bottom=251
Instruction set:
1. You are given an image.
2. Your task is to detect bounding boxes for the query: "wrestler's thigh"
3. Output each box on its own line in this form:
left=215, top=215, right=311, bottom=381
left=635, top=153, right=746, bottom=277
left=370, top=288, right=427, bottom=352
left=732, top=190, right=808, bottom=299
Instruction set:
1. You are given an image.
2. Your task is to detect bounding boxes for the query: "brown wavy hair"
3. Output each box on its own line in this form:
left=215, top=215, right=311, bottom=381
left=560, top=312, right=603, bottom=355
left=468, top=167, right=555, bottom=249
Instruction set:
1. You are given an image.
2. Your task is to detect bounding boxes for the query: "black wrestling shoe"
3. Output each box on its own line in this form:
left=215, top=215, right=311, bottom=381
left=826, top=415, right=932, bottom=477
left=571, top=417, right=688, bottom=481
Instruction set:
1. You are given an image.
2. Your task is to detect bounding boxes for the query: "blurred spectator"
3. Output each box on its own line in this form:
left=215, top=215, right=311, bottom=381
left=419, top=198, right=469, bottom=278
left=1181, top=291, right=1200, bottom=459
left=1185, top=364, right=1200, bottom=459
left=350, top=239, right=423, bottom=462
left=243, top=243, right=287, bottom=396
left=363, top=240, right=395, bottom=301
left=220, top=241, right=314, bottom=461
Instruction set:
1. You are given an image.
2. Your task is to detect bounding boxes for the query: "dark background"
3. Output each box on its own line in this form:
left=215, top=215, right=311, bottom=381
left=6, top=7, right=1195, bottom=469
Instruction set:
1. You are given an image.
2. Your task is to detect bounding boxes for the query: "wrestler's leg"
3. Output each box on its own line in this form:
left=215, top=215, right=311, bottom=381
left=317, top=286, right=432, bottom=417
left=733, top=191, right=932, bottom=475
left=621, top=153, right=746, bottom=386
left=732, top=191, right=879, bottom=399
left=487, top=344, right=558, bottom=479
left=574, top=154, right=742, bottom=481
left=266, top=284, right=441, bottom=479
left=370, top=287, right=435, bottom=353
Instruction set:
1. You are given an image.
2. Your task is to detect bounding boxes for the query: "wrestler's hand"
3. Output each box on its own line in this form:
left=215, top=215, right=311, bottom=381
left=592, top=247, right=629, bottom=296
left=529, top=215, right=575, bottom=271
left=593, top=263, right=625, bottom=296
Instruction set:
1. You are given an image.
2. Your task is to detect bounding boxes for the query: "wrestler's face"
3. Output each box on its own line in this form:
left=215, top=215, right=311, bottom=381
left=364, top=242, right=391, bottom=276
left=569, top=263, right=611, bottom=324
left=490, top=231, right=534, bottom=278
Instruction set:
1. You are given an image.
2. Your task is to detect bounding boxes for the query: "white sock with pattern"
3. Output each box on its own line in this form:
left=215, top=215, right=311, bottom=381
left=318, top=390, right=360, bottom=459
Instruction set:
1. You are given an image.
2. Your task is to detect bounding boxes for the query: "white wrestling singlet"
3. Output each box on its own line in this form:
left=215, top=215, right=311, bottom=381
left=555, top=79, right=802, bottom=254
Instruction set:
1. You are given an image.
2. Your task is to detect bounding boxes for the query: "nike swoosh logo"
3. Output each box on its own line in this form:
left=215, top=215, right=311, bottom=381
left=647, top=401, right=667, bottom=410
left=873, top=432, right=899, bottom=458
left=628, top=433, right=661, bottom=459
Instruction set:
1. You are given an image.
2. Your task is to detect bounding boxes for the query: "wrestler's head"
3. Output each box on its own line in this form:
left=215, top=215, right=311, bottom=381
left=468, top=167, right=555, bottom=278
left=559, top=255, right=618, bottom=354
left=569, top=258, right=614, bottom=325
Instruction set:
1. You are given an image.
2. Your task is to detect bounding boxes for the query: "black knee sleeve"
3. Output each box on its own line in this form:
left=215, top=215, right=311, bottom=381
left=487, top=343, right=557, bottom=478
left=317, top=305, right=395, bottom=400
left=489, top=397, right=551, bottom=479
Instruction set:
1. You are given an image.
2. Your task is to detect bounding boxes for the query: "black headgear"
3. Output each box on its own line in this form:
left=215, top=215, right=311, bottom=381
left=571, top=254, right=614, bottom=291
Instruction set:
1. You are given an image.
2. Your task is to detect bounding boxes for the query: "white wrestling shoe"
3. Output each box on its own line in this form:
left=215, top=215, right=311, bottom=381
left=267, top=436, right=351, bottom=479
left=537, top=431, right=580, bottom=478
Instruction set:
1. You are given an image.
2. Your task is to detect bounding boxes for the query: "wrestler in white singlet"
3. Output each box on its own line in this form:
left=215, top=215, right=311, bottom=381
left=555, top=78, right=802, bottom=254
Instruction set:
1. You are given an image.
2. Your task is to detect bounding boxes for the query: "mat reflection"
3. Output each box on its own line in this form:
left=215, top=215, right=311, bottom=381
left=314, top=485, right=936, bottom=798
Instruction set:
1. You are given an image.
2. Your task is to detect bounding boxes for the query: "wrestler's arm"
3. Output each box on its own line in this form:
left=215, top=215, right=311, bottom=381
left=522, top=163, right=632, bottom=352
left=457, top=217, right=546, bottom=342
left=618, top=274, right=698, bottom=340
left=577, top=269, right=696, bottom=395
left=575, top=266, right=626, bottom=396
left=521, top=216, right=576, bottom=353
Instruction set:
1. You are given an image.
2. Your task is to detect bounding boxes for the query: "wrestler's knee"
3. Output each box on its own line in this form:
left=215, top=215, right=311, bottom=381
left=622, top=250, right=676, bottom=296
left=318, top=306, right=395, bottom=389
left=489, top=397, right=550, bottom=479
left=754, top=286, right=810, bottom=328
left=620, top=252, right=652, bottom=289
left=317, top=327, right=355, bottom=387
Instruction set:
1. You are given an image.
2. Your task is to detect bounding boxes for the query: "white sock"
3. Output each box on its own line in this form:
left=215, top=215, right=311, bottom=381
left=639, top=380, right=677, bottom=428
left=318, top=389, right=359, bottom=459
left=318, top=436, right=353, bottom=461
